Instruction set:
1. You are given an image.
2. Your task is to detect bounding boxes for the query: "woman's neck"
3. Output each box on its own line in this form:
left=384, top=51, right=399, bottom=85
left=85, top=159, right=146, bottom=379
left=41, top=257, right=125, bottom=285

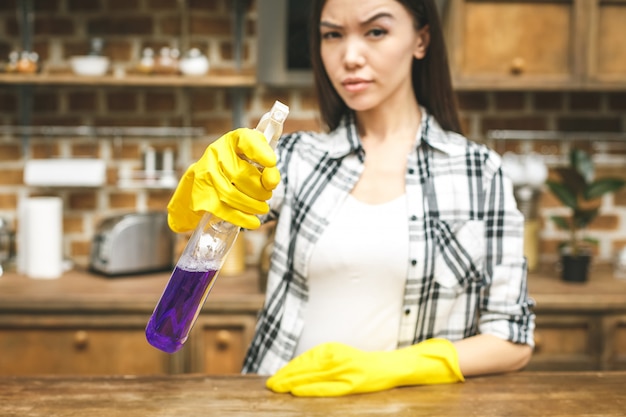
left=355, top=97, right=421, bottom=144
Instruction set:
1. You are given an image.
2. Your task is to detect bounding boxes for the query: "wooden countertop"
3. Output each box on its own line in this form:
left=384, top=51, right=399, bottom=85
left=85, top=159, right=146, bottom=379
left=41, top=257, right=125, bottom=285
left=0, top=267, right=265, bottom=314
left=1, top=263, right=626, bottom=314
left=1, top=372, right=624, bottom=416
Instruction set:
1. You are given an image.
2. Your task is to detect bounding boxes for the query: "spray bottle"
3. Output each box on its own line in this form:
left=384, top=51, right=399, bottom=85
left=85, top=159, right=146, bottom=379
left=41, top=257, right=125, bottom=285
left=146, top=101, right=289, bottom=353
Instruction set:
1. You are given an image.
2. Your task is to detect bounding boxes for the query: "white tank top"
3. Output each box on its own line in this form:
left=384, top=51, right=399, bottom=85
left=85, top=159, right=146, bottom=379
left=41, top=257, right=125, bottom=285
left=294, top=194, right=409, bottom=356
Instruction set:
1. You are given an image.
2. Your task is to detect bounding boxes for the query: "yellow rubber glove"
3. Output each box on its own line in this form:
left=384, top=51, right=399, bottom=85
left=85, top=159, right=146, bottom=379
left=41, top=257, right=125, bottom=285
left=167, top=128, right=281, bottom=233
left=266, top=339, right=464, bottom=397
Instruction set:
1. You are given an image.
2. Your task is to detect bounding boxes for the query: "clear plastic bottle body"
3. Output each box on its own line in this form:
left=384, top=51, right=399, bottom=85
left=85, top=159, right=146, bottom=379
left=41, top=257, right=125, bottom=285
left=146, top=101, right=288, bottom=353
left=145, top=215, right=239, bottom=353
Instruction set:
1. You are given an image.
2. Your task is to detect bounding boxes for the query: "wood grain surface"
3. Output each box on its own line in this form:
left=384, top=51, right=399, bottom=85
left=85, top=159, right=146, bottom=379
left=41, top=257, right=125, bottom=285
left=0, top=372, right=624, bottom=417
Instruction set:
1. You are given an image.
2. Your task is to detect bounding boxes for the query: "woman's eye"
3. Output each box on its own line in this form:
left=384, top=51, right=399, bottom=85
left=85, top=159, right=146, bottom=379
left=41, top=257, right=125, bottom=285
left=321, top=31, right=341, bottom=40
left=367, top=28, right=388, bottom=38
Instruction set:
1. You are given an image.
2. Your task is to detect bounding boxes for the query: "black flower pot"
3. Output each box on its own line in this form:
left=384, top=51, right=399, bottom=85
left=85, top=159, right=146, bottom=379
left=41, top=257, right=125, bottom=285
left=561, top=254, right=592, bottom=283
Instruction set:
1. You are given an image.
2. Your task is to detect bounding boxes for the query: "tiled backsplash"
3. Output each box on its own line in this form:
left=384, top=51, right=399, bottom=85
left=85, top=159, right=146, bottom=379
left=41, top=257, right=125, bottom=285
left=0, top=0, right=625, bottom=268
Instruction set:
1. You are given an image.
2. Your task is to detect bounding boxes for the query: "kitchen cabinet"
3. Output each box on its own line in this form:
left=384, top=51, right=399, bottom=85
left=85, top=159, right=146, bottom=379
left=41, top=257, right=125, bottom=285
left=0, top=269, right=263, bottom=376
left=2, top=266, right=626, bottom=375
left=527, top=265, right=626, bottom=371
left=587, top=0, right=626, bottom=85
left=445, top=0, right=626, bottom=90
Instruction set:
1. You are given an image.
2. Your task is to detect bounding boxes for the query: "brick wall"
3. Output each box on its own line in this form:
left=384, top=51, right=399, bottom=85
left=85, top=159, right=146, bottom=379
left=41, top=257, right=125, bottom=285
left=1, top=0, right=625, bottom=268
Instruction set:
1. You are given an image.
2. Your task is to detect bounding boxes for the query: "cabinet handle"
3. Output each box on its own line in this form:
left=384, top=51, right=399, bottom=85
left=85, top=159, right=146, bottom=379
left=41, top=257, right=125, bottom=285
left=73, top=330, right=89, bottom=350
left=216, top=330, right=232, bottom=350
left=510, top=57, right=525, bottom=75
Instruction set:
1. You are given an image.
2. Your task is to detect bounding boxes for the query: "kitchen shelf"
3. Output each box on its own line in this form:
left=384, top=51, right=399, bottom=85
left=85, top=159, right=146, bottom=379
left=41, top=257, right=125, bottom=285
left=0, top=69, right=256, bottom=87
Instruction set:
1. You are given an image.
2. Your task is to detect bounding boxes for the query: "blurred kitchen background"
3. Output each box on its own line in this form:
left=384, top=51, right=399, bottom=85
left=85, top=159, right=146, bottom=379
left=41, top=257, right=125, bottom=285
left=0, top=0, right=625, bottom=271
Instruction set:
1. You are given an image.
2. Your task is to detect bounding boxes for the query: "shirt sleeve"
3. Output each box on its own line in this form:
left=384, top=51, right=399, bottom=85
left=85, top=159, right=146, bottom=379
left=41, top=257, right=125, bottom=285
left=478, top=153, right=536, bottom=346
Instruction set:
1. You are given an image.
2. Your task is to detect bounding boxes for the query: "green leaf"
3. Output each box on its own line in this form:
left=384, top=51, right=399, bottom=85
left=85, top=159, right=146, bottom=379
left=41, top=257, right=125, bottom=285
left=573, top=208, right=599, bottom=229
left=550, top=215, right=570, bottom=230
left=582, top=237, right=599, bottom=247
left=546, top=180, right=578, bottom=209
left=570, top=149, right=594, bottom=183
left=585, top=178, right=626, bottom=200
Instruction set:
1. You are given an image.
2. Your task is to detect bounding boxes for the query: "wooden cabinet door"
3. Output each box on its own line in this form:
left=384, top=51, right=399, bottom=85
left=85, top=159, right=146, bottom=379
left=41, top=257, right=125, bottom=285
left=587, top=0, right=626, bottom=85
left=604, top=315, right=626, bottom=370
left=447, top=0, right=585, bottom=88
left=190, top=315, right=257, bottom=374
left=0, top=316, right=183, bottom=375
left=527, top=314, right=602, bottom=371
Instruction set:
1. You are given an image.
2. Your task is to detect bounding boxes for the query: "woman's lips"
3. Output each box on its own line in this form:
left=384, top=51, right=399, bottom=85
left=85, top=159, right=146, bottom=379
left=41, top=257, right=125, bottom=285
left=342, top=78, right=371, bottom=93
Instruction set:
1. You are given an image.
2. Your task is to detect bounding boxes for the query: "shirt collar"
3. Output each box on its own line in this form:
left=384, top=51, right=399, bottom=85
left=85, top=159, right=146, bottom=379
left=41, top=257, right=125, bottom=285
left=326, top=107, right=463, bottom=159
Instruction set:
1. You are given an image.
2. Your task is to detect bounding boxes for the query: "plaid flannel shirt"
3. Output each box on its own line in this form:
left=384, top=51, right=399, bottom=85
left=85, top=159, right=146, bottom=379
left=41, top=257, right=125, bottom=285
left=242, top=108, right=535, bottom=375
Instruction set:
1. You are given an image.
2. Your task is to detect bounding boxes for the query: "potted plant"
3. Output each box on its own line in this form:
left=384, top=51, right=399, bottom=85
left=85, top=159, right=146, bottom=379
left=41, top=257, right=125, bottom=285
left=546, top=149, right=625, bottom=282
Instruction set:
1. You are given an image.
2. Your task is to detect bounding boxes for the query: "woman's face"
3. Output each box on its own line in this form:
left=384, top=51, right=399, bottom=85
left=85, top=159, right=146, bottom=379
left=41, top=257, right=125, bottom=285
left=319, top=0, right=428, bottom=113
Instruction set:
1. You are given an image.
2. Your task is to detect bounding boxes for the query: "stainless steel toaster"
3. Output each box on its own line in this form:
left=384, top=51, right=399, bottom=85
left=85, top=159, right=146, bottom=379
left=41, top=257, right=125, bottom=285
left=90, top=212, right=174, bottom=276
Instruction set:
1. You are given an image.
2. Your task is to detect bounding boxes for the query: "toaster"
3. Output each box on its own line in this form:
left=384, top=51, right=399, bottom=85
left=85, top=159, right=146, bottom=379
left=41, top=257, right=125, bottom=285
left=90, top=212, right=174, bottom=276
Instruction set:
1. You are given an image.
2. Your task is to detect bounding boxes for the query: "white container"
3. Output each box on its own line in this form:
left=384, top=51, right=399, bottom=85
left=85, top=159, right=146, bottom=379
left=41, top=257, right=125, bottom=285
left=24, top=158, right=106, bottom=187
left=71, top=55, right=110, bottom=76
left=179, top=49, right=209, bottom=76
left=22, top=197, right=63, bottom=279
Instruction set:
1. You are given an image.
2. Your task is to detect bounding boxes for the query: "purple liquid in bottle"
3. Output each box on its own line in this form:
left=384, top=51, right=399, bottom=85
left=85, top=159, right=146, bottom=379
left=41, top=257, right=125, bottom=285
left=146, top=265, right=218, bottom=353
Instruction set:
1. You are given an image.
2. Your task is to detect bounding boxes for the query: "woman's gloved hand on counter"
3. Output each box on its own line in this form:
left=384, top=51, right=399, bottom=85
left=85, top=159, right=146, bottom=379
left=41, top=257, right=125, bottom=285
left=266, top=338, right=464, bottom=397
left=167, top=128, right=281, bottom=233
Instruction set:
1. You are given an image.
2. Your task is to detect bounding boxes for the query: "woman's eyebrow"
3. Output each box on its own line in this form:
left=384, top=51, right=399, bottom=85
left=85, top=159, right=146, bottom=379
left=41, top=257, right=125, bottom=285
left=319, top=12, right=394, bottom=30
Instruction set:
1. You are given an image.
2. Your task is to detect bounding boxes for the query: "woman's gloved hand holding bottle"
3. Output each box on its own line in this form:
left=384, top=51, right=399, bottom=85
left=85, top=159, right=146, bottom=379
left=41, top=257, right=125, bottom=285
left=146, top=101, right=289, bottom=354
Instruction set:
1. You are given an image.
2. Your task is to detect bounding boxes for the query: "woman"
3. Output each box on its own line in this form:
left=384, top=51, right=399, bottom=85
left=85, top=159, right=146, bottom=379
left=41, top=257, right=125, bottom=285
left=167, top=0, right=535, bottom=397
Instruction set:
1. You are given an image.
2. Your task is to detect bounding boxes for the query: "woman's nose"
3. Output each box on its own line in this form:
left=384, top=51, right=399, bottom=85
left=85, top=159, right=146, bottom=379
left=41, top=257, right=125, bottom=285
left=343, top=36, right=365, bottom=69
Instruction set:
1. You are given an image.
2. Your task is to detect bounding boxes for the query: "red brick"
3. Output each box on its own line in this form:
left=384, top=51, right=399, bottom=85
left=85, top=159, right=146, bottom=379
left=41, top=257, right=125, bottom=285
left=93, top=117, right=161, bottom=127
left=160, top=16, right=182, bottom=36
left=588, top=214, right=620, bottom=231
left=192, top=116, right=234, bottom=134
left=71, top=143, right=100, bottom=158
left=67, top=0, right=102, bottom=11
left=109, top=192, right=137, bottom=209
left=87, top=17, right=153, bottom=36
left=68, top=92, right=97, bottom=112
left=107, top=0, right=140, bottom=10
left=283, top=118, right=321, bottom=134
left=569, top=92, right=602, bottom=111
left=532, top=92, right=563, bottom=111
left=0, top=1, right=17, bottom=11
left=68, top=192, right=97, bottom=210
left=481, top=116, right=548, bottom=134
left=190, top=93, right=218, bottom=112
left=32, top=92, right=59, bottom=112
left=147, top=190, right=173, bottom=210
left=608, top=93, right=626, bottom=111
left=34, top=0, right=60, bottom=12
left=104, top=40, right=133, bottom=61
left=34, top=17, right=75, bottom=36
left=5, top=18, right=20, bottom=37
left=63, top=215, right=84, bottom=233
left=0, top=169, right=23, bottom=185
left=0, top=144, right=21, bottom=161
left=456, top=92, right=488, bottom=111
left=33, top=40, right=50, bottom=61
left=0, top=92, right=17, bottom=113
left=190, top=16, right=231, bottom=36
left=494, top=92, right=525, bottom=111
left=147, top=0, right=179, bottom=10
left=145, top=92, right=177, bottom=112
left=0, top=193, right=18, bottom=209
left=106, top=92, right=138, bottom=112
left=556, top=117, right=621, bottom=132
left=189, top=0, right=221, bottom=11
left=31, top=116, right=83, bottom=126
left=32, top=143, right=60, bottom=158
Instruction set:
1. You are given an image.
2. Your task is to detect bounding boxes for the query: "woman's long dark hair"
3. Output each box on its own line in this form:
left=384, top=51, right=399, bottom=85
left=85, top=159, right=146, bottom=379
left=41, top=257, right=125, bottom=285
left=310, top=0, right=462, bottom=134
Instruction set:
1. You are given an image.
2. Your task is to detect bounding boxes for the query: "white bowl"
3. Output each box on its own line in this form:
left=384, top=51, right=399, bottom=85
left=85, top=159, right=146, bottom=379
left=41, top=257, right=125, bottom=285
left=71, top=56, right=110, bottom=76
left=179, top=56, right=210, bottom=76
